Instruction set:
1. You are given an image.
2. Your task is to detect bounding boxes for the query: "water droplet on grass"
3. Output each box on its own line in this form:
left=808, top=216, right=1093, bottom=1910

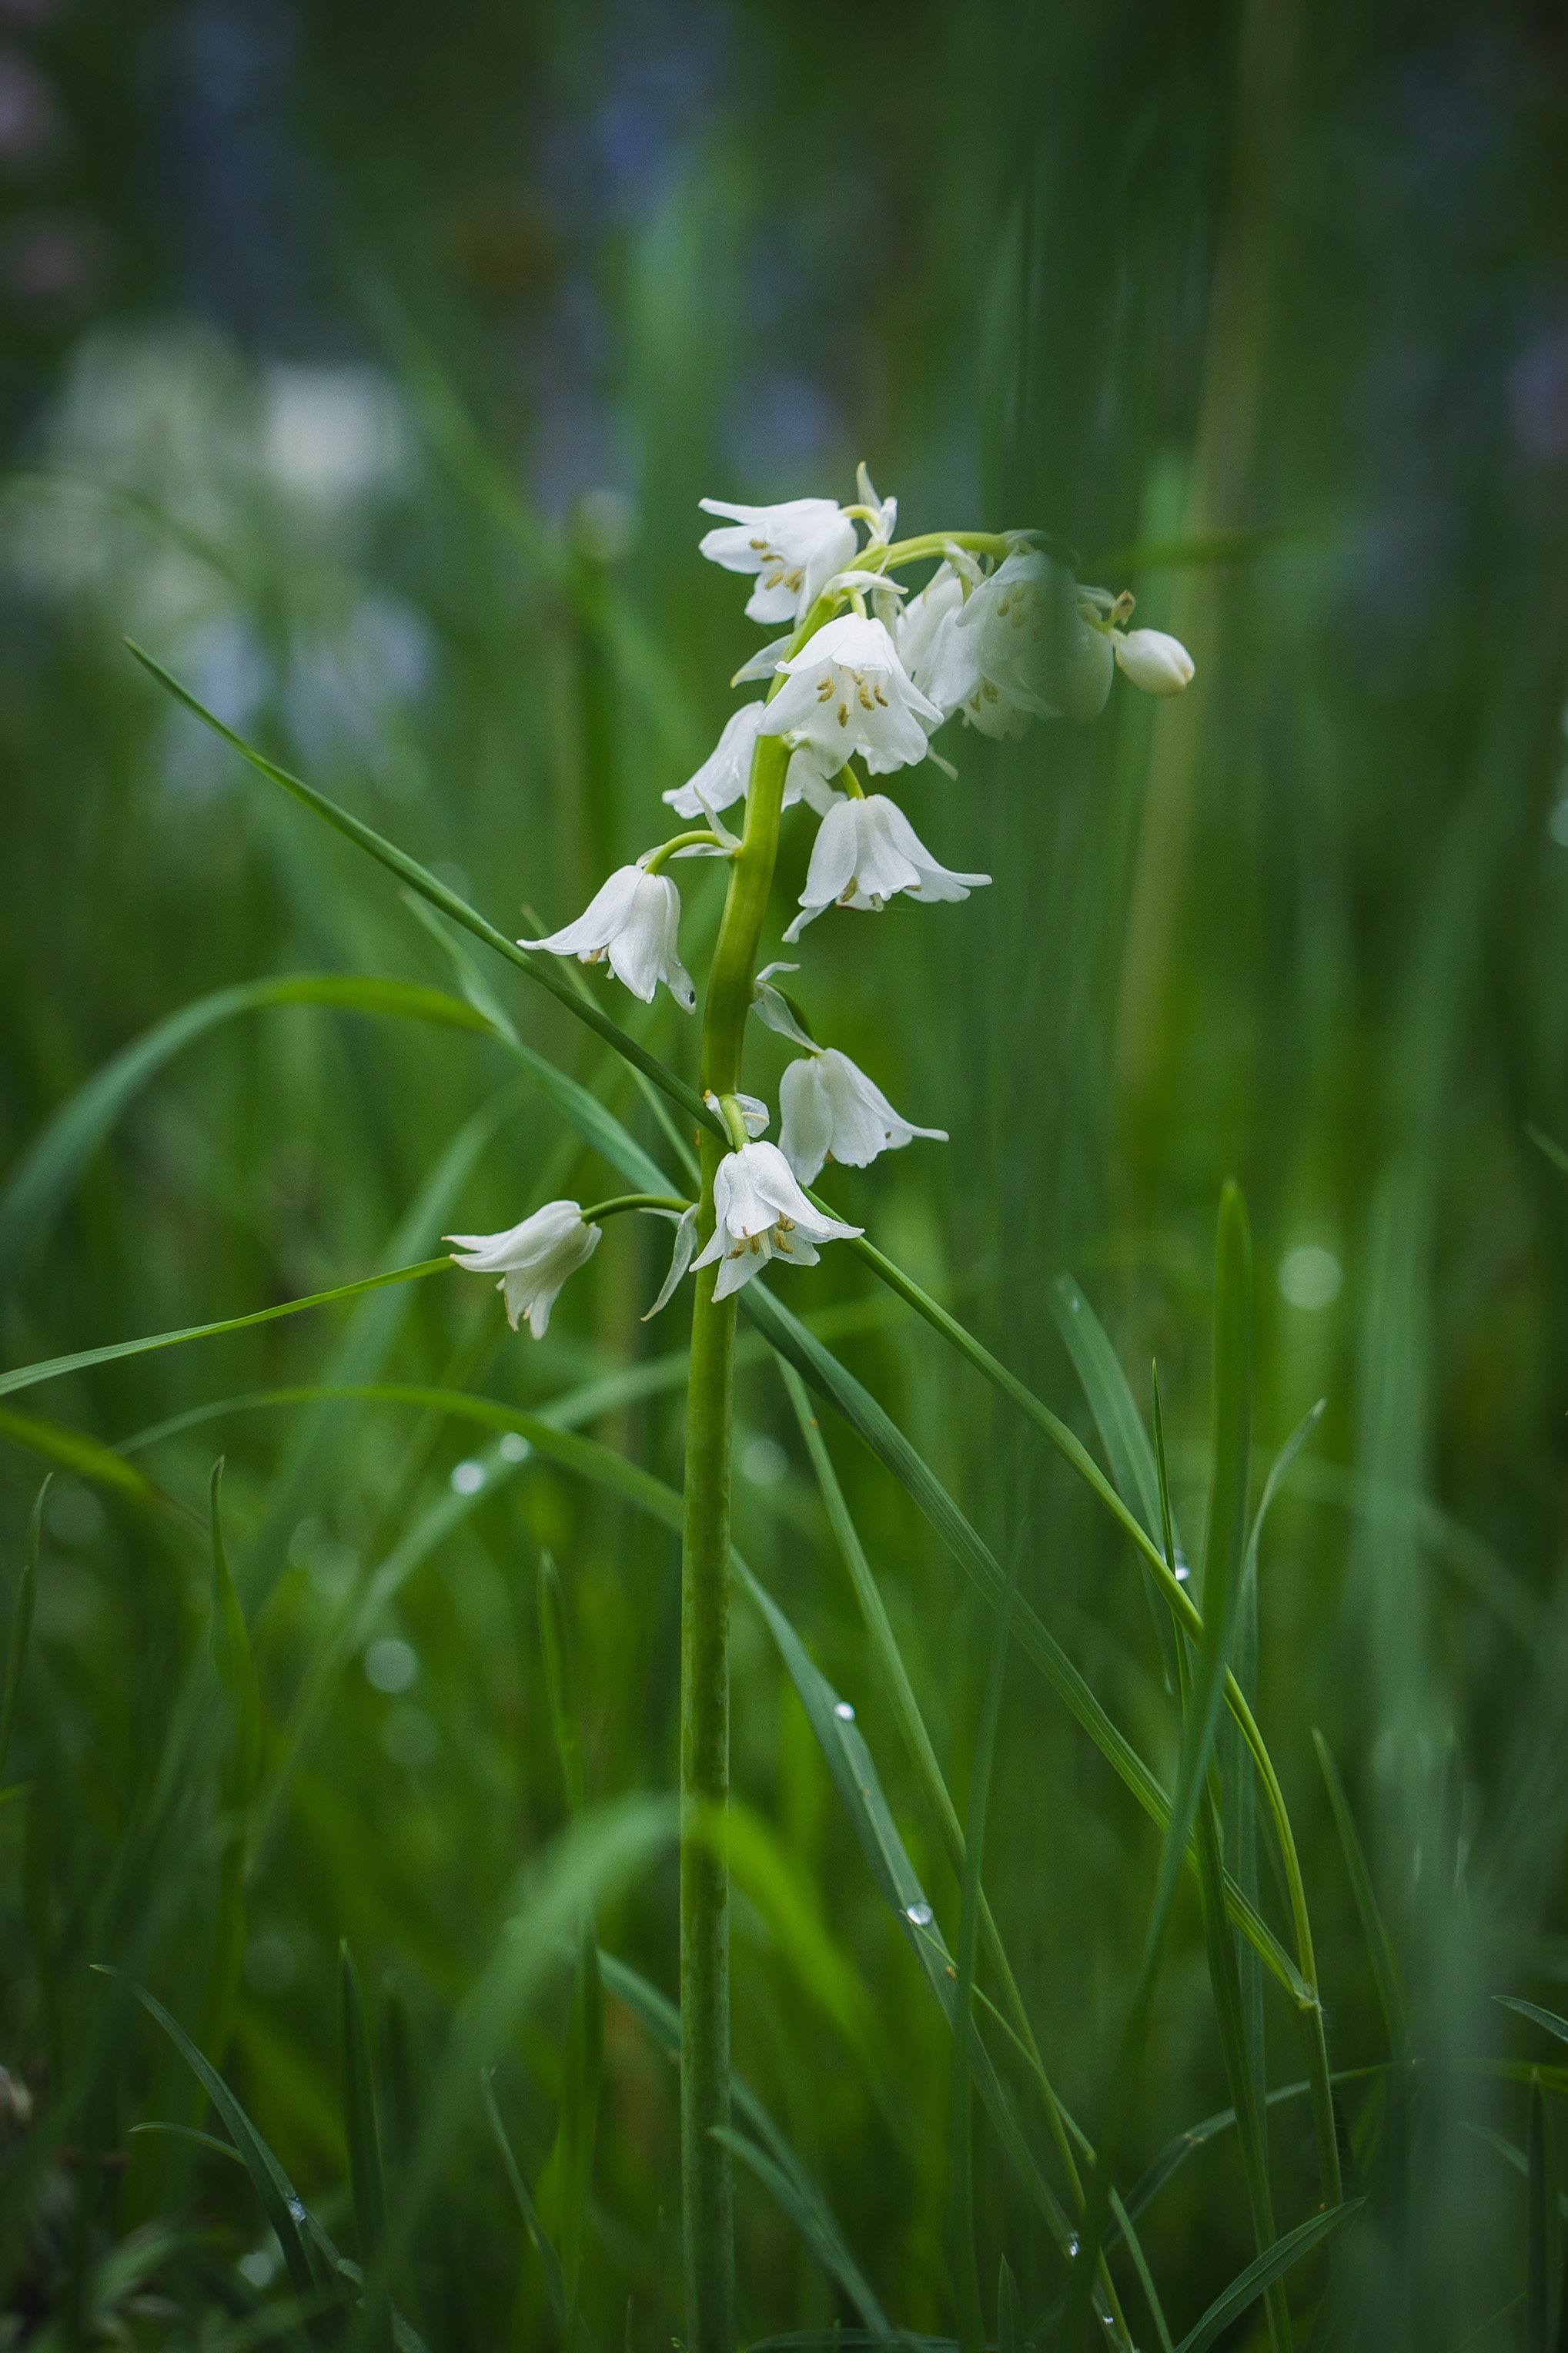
left=834, top=1700, right=855, bottom=1722
left=904, top=1900, right=934, bottom=1928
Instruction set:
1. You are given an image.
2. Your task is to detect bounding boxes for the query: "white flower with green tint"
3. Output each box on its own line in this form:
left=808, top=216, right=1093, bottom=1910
left=522, top=865, right=696, bottom=1009
left=446, top=1200, right=599, bottom=1338
left=759, top=613, right=942, bottom=777
left=690, top=1141, right=861, bottom=1300
left=664, top=701, right=767, bottom=819
left=953, top=547, right=1114, bottom=730
left=783, top=791, right=990, bottom=939
left=1112, top=626, right=1195, bottom=695
left=698, top=494, right=858, bottom=624
left=779, top=1048, right=947, bottom=1185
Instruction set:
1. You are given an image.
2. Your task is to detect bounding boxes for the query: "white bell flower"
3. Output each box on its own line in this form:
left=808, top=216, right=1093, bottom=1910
left=854, top=461, right=898, bottom=549
left=699, top=496, right=858, bottom=624
left=1112, top=628, right=1195, bottom=696
left=704, top=1087, right=769, bottom=1136
left=521, top=865, right=696, bottom=1010
left=690, top=1142, right=862, bottom=1302
left=778, top=1049, right=947, bottom=1186
left=759, top=614, right=943, bottom=778
left=446, top=1201, right=599, bottom=1339
left=783, top=792, right=990, bottom=941
left=953, top=549, right=1113, bottom=731
left=894, top=562, right=970, bottom=712
left=664, top=701, right=765, bottom=819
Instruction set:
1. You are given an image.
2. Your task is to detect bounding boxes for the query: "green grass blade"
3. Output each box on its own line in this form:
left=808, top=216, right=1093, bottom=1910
left=0, top=1258, right=452, bottom=1404
left=1171, top=2202, right=1361, bottom=2353
left=0, top=1408, right=194, bottom=1524
left=554, top=1926, right=603, bottom=2335
left=597, top=1948, right=887, bottom=2331
left=199, top=1462, right=259, bottom=2067
left=1526, top=1122, right=1568, bottom=1180
left=127, top=2120, right=247, bottom=2165
left=712, top=2130, right=890, bottom=2341
left=480, top=2068, right=569, bottom=2330
left=1050, top=1275, right=1182, bottom=1691
left=998, top=2258, right=1022, bottom=2353
left=1066, top=1183, right=1255, bottom=2341
left=539, top=1553, right=586, bottom=1818
left=124, top=638, right=718, bottom=1136
left=948, top=1545, right=1017, bottom=2353
left=1527, top=2073, right=1560, bottom=2351
left=102, top=1969, right=342, bottom=2329
left=0, top=1478, right=45, bottom=1782
left=339, top=1943, right=393, bottom=2353
left=743, top=1279, right=1306, bottom=2006
left=0, top=972, right=493, bottom=1312
left=1155, top=1371, right=1288, bottom=2353
left=1498, top=1996, right=1568, bottom=2049
left=1313, top=1729, right=1408, bottom=2056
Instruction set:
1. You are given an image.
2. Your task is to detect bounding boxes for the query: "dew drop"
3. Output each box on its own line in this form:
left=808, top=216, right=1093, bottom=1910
left=904, top=1900, right=934, bottom=1928
left=1174, top=1551, right=1190, bottom=1583
left=286, top=2195, right=307, bottom=2225
left=834, top=1700, right=855, bottom=1722
left=450, top=1458, right=485, bottom=1495
left=1067, top=2231, right=1080, bottom=2256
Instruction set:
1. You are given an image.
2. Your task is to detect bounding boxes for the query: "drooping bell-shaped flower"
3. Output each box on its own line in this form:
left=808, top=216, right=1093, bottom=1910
left=521, top=866, right=696, bottom=1010
left=782, top=745, right=844, bottom=814
left=778, top=1049, right=947, bottom=1186
left=1112, top=628, right=1195, bottom=696
left=894, top=562, right=970, bottom=714
left=644, top=1203, right=699, bottom=1322
left=759, top=614, right=943, bottom=778
left=446, top=1201, right=599, bottom=1339
left=751, top=961, right=817, bottom=1051
left=952, top=549, right=1113, bottom=731
left=698, top=497, right=858, bottom=624
left=664, top=701, right=766, bottom=819
left=690, top=1141, right=862, bottom=1302
left=783, top=792, right=990, bottom=941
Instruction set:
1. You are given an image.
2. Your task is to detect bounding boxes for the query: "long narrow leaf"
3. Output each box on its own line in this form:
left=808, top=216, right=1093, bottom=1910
left=339, top=1944, right=393, bottom=2353
left=1172, top=2202, right=1361, bottom=2353
left=1527, top=2074, right=1560, bottom=2352
left=1314, top=1730, right=1408, bottom=2057
left=0, top=1408, right=193, bottom=1523
left=125, top=640, right=717, bottom=1135
left=0, top=1258, right=451, bottom=1404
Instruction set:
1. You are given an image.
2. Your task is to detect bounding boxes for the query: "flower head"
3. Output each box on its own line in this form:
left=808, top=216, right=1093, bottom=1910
left=446, top=1201, right=599, bottom=1339
left=894, top=562, right=971, bottom=713
left=698, top=496, right=858, bottom=624
left=759, top=614, right=942, bottom=778
left=1112, top=628, right=1195, bottom=696
left=952, top=549, right=1113, bottom=731
left=779, top=1049, right=947, bottom=1186
left=664, top=701, right=766, bottom=820
left=783, top=792, right=990, bottom=940
left=522, top=866, right=696, bottom=1010
left=690, top=1141, right=862, bottom=1301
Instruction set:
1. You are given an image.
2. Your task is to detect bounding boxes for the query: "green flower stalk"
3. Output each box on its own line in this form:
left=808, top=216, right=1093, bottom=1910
left=451, top=467, right=1202, bottom=2346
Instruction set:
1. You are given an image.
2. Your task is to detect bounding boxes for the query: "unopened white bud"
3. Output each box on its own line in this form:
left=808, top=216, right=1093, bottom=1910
left=1113, top=628, right=1195, bottom=697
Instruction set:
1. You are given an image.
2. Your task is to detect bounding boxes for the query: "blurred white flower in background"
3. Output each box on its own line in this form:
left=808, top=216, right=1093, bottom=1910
left=260, top=363, right=413, bottom=508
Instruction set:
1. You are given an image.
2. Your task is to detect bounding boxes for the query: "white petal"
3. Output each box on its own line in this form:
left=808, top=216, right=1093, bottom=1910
left=521, top=866, right=642, bottom=958
left=798, top=798, right=861, bottom=910
left=445, top=1199, right=586, bottom=1274
left=664, top=701, right=765, bottom=818
left=778, top=1056, right=833, bottom=1184
left=1113, top=628, right=1195, bottom=695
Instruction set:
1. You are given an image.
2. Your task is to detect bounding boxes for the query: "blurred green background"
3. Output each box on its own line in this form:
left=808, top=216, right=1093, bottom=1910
left=2, top=0, right=1568, bottom=2341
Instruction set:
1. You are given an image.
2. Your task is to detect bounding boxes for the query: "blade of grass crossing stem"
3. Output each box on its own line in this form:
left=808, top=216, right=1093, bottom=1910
left=339, top=1943, right=393, bottom=2353
left=1313, top=1731, right=1409, bottom=2060
left=779, top=1358, right=1091, bottom=2212
left=199, top=1464, right=259, bottom=2068
left=741, top=1280, right=1305, bottom=2007
left=1528, top=2074, right=1561, bottom=2352
left=598, top=1953, right=890, bottom=2339
left=1048, top=1277, right=1180, bottom=1691
left=949, top=1547, right=1018, bottom=2353
left=0, top=1258, right=452, bottom=1405
left=105, top=1970, right=346, bottom=2334
left=0, top=1479, right=45, bottom=1780
left=123, top=641, right=717, bottom=1136
left=1153, top=1374, right=1289, bottom=2353
left=0, top=1411, right=192, bottom=1522
left=537, top=1555, right=601, bottom=2339
left=1497, top=1997, right=1568, bottom=2050
left=1172, top=2203, right=1361, bottom=2353
left=1066, top=1183, right=1255, bottom=2344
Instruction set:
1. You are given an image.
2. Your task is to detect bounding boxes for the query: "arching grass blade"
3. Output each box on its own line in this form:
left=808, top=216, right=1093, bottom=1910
left=1171, top=2202, right=1361, bottom=2353
left=1313, top=1729, right=1409, bottom=2059
left=0, top=1408, right=193, bottom=1524
left=712, top=2130, right=890, bottom=2343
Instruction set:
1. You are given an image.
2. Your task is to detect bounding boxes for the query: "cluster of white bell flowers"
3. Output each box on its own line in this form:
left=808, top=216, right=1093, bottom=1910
left=450, top=467, right=1192, bottom=1332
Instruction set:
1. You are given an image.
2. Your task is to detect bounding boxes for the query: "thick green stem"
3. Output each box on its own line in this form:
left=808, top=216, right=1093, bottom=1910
left=679, top=731, right=789, bottom=2350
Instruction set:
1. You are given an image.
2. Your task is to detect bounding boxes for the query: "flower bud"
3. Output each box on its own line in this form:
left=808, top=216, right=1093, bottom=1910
left=1113, top=628, right=1195, bottom=697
